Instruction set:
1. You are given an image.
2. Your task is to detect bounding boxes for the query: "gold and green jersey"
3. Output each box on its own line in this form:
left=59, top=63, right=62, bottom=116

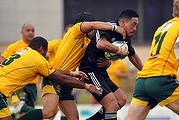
left=51, top=22, right=90, bottom=71
left=1, top=39, right=40, bottom=84
left=48, top=39, right=61, bottom=63
left=1, top=39, right=28, bottom=58
left=0, top=47, right=55, bottom=97
left=107, top=60, right=127, bottom=87
left=138, top=17, right=179, bottom=78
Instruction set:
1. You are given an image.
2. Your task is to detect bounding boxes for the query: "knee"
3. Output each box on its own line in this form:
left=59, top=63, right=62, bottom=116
left=104, top=98, right=119, bottom=111
left=115, top=93, right=127, bottom=107
left=42, top=107, right=58, bottom=119
left=118, top=96, right=127, bottom=107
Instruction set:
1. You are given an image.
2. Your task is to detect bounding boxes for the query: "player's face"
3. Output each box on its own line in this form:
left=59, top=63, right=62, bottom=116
left=41, top=47, right=48, bottom=57
left=123, top=17, right=139, bottom=37
left=21, top=25, right=35, bottom=43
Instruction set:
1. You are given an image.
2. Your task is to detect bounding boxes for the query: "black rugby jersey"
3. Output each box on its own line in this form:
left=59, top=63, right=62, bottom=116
left=79, top=22, right=135, bottom=72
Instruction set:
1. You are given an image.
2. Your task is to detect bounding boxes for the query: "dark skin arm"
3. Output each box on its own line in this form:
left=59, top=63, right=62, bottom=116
left=47, top=70, right=102, bottom=95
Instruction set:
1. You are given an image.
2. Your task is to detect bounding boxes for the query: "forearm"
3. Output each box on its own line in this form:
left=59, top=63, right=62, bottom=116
left=81, top=22, right=119, bottom=34
left=58, top=70, right=70, bottom=76
left=47, top=70, right=86, bottom=89
left=128, top=54, right=143, bottom=71
left=96, top=37, right=118, bottom=53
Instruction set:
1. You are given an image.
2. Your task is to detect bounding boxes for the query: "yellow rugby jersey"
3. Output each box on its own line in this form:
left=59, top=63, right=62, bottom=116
left=138, top=18, right=179, bottom=78
left=0, top=47, right=55, bottom=97
left=48, top=39, right=61, bottom=63
left=1, top=39, right=39, bottom=84
left=1, top=39, right=28, bottom=58
left=51, top=22, right=90, bottom=71
left=107, top=60, right=127, bottom=87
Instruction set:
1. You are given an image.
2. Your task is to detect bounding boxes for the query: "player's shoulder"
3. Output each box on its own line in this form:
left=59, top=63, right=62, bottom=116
left=7, top=39, right=23, bottom=47
left=27, top=47, right=46, bottom=61
left=48, top=39, right=61, bottom=44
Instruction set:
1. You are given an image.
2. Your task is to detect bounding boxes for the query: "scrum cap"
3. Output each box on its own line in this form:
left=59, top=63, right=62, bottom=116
left=74, top=11, right=94, bottom=24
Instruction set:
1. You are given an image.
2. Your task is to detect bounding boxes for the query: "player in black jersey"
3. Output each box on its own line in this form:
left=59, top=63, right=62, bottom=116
left=79, top=9, right=143, bottom=120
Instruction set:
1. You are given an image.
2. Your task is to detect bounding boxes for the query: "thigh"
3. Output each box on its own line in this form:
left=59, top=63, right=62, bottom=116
left=106, top=77, right=127, bottom=106
left=85, top=71, right=112, bottom=102
left=42, top=93, right=59, bottom=116
left=165, top=87, right=179, bottom=115
left=42, top=77, right=60, bottom=97
left=113, top=88, right=127, bottom=106
left=126, top=102, right=150, bottom=120
left=59, top=85, right=74, bottom=101
left=166, top=99, right=179, bottom=115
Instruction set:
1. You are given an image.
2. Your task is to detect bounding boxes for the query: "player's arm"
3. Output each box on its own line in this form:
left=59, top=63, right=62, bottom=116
left=128, top=53, right=143, bottom=71
left=59, top=70, right=88, bottom=81
left=96, top=31, right=124, bottom=54
left=46, top=70, right=101, bottom=95
left=174, top=36, right=179, bottom=62
left=96, top=35, right=119, bottom=53
left=80, top=21, right=126, bottom=38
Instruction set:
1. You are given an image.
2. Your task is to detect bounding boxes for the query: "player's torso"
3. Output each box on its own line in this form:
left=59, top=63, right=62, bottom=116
left=79, top=33, right=106, bottom=71
left=0, top=48, right=45, bottom=97
left=51, top=23, right=90, bottom=71
left=138, top=18, right=179, bottom=78
left=80, top=30, right=125, bottom=71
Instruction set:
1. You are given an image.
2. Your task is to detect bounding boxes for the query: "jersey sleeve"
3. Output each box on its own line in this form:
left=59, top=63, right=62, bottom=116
left=36, top=55, right=55, bottom=77
left=1, top=44, right=16, bottom=58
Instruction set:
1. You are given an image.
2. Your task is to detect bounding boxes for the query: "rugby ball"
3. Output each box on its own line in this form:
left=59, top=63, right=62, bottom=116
left=105, top=41, right=128, bottom=60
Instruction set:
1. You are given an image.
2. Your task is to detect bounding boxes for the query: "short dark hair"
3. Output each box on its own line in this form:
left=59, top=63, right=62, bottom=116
left=74, top=11, right=94, bottom=24
left=29, top=36, right=48, bottom=51
left=119, top=9, right=139, bottom=20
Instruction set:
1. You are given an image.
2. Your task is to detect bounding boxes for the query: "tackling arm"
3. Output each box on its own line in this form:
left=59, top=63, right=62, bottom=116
left=80, top=21, right=126, bottom=38
left=47, top=70, right=102, bottom=95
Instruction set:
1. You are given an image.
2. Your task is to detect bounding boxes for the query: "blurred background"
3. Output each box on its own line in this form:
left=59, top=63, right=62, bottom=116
left=0, top=0, right=173, bottom=43
left=0, top=0, right=178, bottom=119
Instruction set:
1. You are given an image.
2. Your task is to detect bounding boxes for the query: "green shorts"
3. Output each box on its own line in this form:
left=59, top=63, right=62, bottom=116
left=42, top=77, right=74, bottom=100
left=16, top=84, right=37, bottom=107
left=0, top=92, right=11, bottom=118
left=132, top=76, right=179, bottom=108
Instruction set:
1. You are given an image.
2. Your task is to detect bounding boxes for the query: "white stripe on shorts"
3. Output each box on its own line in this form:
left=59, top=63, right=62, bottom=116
left=88, top=72, right=101, bottom=88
